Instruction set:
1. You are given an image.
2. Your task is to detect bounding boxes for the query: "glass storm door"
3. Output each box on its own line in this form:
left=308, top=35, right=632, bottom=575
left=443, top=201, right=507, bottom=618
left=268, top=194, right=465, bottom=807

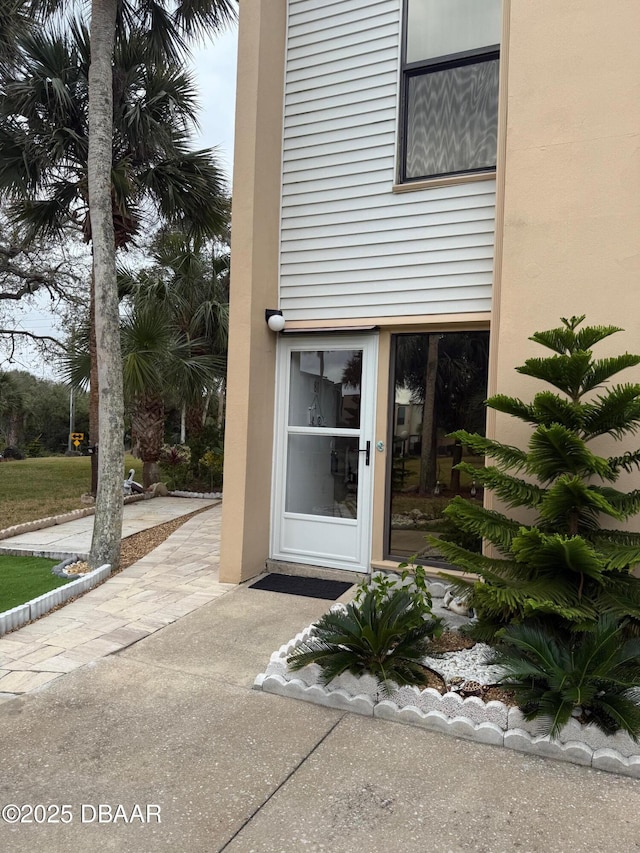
left=272, top=335, right=378, bottom=572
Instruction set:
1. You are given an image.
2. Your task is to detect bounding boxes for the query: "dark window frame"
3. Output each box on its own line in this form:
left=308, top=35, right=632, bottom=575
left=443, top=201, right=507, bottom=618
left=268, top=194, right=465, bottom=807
left=398, top=0, right=500, bottom=184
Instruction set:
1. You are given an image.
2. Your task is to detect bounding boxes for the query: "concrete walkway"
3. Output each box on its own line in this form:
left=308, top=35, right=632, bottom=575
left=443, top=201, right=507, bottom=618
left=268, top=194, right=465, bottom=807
left=0, top=496, right=217, bottom=557
left=0, top=504, right=232, bottom=700
left=0, top=506, right=639, bottom=851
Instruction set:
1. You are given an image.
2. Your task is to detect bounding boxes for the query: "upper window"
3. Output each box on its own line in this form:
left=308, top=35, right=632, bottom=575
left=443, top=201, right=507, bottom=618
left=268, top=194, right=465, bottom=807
left=401, top=0, right=501, bottom=182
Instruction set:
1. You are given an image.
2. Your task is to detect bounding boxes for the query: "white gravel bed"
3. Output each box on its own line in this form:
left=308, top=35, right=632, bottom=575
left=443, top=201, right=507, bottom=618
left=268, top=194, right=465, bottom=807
left=423, top=643, right=506, bottom=685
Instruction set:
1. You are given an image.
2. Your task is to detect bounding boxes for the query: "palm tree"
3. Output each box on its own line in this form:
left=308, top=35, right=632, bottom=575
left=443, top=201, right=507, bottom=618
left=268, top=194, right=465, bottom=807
left=0, top=20, right=227, bottom=251
left=130, top=228, right=230, bottom=439
left=0, top=12, right=231, bottom=566
left=121, top=298, right=223, bottom=486
left=63, top=254, right=226, bottom=488
left=86, top=0, right=234, bottom=563
left=0, top=1, right=36, bottom=71
left=85, top=0, right=234, bottom=566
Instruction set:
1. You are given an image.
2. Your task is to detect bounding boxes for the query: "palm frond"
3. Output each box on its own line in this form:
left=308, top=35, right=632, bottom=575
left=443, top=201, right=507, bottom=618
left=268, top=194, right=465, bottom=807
left=287, top=588, right=441, bottom=694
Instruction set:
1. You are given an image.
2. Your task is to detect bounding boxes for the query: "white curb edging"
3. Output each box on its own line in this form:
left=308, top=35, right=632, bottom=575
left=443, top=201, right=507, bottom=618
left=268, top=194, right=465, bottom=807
left=255, top=619, right=640, bottom=779
left=0, top=564, right=111, bottom=636
left=0, top=490, right=222, bottom=548
left=168, top=490, right=222, bottom=499
left=0, top=494, right=147, bottom=544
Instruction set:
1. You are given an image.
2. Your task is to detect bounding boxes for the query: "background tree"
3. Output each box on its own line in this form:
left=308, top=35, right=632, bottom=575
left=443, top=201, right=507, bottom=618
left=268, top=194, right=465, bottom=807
left=120, top=297, right=223, bottom=486
left=0, top=16, right=228, bottom=396
left=0, top=7, right=233, bottom=566
left=125, top=228, right=230, bottom=441
left=0, top=369, right=89, bottom=452
left=0, top=0, right=36, bottom=71
left=64, top=232, right=228, bottom=486
left=0, top=214, right=88, bottom=363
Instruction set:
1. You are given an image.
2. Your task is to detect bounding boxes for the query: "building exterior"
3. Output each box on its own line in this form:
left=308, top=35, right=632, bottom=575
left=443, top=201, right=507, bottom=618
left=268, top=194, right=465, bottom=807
left=219, top=0, right=640, bottom=584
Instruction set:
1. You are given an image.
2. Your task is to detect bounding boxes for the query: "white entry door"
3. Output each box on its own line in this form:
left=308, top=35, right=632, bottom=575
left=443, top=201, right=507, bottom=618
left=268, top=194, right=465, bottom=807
left=271, top=334, right=378, bottom=572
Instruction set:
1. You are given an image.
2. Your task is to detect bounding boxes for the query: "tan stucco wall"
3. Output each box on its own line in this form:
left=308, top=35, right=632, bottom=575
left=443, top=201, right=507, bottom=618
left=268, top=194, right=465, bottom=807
left=219, top=0, right=286, bottom=583
left=490, top=0, right=640, bottom=505
left=223, top=0, right=640, bottom=581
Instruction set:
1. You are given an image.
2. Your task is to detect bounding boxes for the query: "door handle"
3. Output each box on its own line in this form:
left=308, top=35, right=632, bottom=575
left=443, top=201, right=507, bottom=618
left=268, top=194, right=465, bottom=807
left=359, top=441, right=370, bottom=466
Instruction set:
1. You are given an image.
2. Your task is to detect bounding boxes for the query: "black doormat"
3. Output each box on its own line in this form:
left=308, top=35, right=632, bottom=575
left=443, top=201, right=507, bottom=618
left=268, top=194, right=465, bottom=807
left=249, top=573, right=353, bottom=601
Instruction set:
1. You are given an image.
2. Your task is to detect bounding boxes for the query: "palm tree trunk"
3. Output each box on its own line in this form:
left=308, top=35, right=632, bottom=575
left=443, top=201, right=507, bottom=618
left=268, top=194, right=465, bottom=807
left=450, top=439, right=463, bottom=492
left=7, top=411, right=21, bottom=447
left=186, top=401, right=206, bottom=437
left=217, top=377, right=226, bottom=428
left=88, top=0, right=123, bottom=570
left=89, top=267, right=99, bottom=495
left=132, top=396, right=165, bottom=488
left=419, top=335, right=439, bottom=495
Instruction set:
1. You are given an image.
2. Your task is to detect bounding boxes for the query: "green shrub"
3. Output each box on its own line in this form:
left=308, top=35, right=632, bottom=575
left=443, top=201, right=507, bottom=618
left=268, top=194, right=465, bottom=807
left=287, top=585, right=443, bottom=696
left=186, top=423, right=224, bottom=480
left=354, top=563, right=434, bottom=613
left=25, top=435, right=43, bottom=458
left=199, top=448, right=223, bottom=491
left=158, top=443, right=191, bottom=489
left=488, top=616, right=640, bottom=740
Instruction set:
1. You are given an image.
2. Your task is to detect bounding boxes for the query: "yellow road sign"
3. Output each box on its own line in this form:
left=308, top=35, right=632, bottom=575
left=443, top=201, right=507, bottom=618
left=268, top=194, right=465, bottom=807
left=70, top=432, right=84, bottom=440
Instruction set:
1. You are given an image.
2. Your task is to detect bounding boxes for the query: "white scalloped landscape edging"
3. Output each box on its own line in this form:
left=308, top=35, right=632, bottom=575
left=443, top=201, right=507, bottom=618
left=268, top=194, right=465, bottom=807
left=0, top=564, right=111, bottom=636
left=0, top=507, right=96, bottom=542
left=0, top=491, right=221, bottom=548
left=0, top=494, right=147, bottom=544
left=254, top=621, right=640, bottom=779
left=169, top=490, right=222, bottom=499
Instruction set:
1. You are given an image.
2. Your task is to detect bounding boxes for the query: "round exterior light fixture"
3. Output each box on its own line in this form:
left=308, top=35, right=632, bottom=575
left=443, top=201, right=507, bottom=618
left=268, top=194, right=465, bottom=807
left=265, top=309, right=285, bottom=332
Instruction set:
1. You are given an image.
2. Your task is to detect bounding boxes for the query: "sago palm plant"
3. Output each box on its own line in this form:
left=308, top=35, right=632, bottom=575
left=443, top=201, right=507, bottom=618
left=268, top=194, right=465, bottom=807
left=487, top=616, right=640, bottom=740
left=287, top=587, right=443, bottom=696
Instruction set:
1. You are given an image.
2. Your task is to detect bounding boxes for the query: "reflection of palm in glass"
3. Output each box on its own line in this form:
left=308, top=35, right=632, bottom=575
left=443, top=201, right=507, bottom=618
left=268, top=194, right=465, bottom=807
left=389, top=331, right=489, bottom=561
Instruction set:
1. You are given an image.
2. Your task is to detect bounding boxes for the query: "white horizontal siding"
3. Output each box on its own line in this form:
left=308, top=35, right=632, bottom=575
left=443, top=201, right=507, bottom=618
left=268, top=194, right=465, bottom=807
left=280, top=0, right=495, bottom=322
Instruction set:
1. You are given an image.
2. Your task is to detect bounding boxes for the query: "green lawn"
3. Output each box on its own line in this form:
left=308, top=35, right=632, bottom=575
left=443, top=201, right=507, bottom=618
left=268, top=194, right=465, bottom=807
left=0, top=555, right=69, bottom=611
left=0, top=455, right=143, bottom=529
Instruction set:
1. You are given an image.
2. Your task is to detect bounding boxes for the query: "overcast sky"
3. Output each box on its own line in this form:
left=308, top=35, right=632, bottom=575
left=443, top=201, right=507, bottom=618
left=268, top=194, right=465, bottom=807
left=6, top=23, right=239, bottom=379
left=189, top=26, right=239, bottom=182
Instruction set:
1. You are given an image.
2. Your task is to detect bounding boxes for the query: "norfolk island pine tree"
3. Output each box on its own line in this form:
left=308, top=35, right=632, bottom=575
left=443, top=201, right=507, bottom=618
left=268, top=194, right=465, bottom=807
left=433, top=316, right=640, bottom=642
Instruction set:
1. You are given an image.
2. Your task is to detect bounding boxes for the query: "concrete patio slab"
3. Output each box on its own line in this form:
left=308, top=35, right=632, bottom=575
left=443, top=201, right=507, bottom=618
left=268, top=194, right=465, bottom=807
left=222, top=712, right=640, bottom=853
left=1, top=583, right=639, bottom=853
left=1, top=499, right=640, bottom=851
left=0, top=653, right=341, bottom=853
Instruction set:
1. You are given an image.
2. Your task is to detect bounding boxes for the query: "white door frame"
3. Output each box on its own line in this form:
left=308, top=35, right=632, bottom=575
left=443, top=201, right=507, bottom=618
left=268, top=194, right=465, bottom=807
left=271, top=333, right=378, bottom=572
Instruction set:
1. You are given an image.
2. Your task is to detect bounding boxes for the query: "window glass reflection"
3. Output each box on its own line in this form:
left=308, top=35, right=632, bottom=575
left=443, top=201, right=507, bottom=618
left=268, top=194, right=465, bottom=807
left=388, top=332, right=489, bottom=563
left=407, top=0, right=501, bottom=63
left=288, top=350, right=361, bottom=428
left=286, top=434, right=359, bottom=519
